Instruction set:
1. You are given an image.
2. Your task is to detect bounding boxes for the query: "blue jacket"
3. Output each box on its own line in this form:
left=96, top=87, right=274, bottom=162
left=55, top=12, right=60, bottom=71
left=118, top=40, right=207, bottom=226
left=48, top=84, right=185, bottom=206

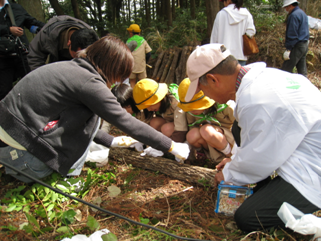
left=285, top=6, right=309, bottom=50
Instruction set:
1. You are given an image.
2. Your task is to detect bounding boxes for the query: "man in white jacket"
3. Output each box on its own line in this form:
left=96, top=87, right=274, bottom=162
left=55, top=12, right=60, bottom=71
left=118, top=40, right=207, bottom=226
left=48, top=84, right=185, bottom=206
left=184, top=43, right=321, bottom=232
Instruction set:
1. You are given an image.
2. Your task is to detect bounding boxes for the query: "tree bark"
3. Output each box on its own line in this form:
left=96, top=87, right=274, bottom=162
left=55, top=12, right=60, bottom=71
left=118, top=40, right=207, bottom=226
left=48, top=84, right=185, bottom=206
left=190, top=0, right=195, bottom=19
left=175, top=46, right=188, bottom=83
left=145, top=0, right=151, bottom=26
left=71, top=0, right=82, bottom=20
left=172, top=0, right=176, bottom=20
left=152, top=51, right=165, bottom=79
left=166, top=0, right=172, bottom=26
left=48, top=0, right=65, bottom=16
left=205, top=0, right=219, bottom=38
left=109, top=148, right=217, bottom=187
left=18, top=0, right=45, bottom=43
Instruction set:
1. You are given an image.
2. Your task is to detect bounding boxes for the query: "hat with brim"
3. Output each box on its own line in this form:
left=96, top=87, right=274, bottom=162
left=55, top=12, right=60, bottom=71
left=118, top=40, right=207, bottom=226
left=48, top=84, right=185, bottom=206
left=282, top=0, right=299, bottom=7
left=177, top=78, right=215, bottom=112
left=133, top=78, right=168, bottom=110
left=185, top=44, right=231, bottom=102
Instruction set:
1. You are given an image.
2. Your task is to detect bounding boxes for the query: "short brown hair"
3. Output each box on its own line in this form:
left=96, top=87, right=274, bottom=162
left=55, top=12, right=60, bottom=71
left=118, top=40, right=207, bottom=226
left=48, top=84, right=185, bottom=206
left=77, top=36, right=134, bottom=85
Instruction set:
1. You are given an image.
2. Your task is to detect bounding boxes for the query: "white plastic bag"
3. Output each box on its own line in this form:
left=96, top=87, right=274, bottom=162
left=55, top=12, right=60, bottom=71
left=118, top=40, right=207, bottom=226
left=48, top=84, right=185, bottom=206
left=277, top=202, right=321, bottom=240
left=61, top=229, right=111, bottom=241
left=308, top=16, right=321, bottom=30
left=85, top=142, right=109, bottom=167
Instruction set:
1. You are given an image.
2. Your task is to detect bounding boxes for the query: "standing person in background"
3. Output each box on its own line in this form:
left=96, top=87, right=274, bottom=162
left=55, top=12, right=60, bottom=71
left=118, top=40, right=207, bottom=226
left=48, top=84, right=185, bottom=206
left=126, top=24, right=152, bottom=88
left=210, top=0, right=256, bottom=66
left=27, top=15, right=94, bottom=71
left=0, top=0, right=44, bottom=100
left=281, top=0, right=309, bottom=77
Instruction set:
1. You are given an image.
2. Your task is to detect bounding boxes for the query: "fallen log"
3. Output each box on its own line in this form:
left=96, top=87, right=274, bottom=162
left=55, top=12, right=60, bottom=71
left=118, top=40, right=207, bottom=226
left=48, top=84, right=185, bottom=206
left=109, top=148, right=217, bottom=187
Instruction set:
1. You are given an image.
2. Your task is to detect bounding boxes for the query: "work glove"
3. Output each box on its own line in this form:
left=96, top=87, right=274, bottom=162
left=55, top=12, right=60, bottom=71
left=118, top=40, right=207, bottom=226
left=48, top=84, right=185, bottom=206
left=140, top=147, right=164, bottom=157
left=169, top=141, right=190, bottom=163
left=283, top=50, right=291, bottom=61
left=110, top=136, right=144, bottom=152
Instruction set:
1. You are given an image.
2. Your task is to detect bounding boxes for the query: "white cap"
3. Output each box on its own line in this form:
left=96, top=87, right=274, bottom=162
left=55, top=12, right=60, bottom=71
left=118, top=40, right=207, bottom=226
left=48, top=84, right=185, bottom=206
left=185, top=43, right=231, bottom=102
left=283, top=0, right=299, bottom=8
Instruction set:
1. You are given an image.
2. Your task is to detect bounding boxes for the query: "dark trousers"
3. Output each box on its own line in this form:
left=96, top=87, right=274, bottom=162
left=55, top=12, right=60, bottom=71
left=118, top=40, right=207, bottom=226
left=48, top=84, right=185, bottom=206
left=0, top=54, right=30, bottom=100
left=281, top=41, right=308, bottom=77
left=234, top=176, right=319, bottom=232
left=231, top=120, right=318, bottom=232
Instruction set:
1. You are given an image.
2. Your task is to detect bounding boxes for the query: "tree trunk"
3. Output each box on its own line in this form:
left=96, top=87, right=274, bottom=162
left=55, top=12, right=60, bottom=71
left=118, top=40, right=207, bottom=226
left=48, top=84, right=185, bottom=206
left=145, top=0, right=151, bottom=26
left=172, top=0, right=176, bottom=20
left=48, top=0, right=65, bottom=15
left=109, top=148, right=217, bottom=187
left=205, top=0, right=219, bottom=38
left=166, top=0, right=172, bottom=27
left=18, top=0, right=45, bottom=43
left=190, top=0, right=195, bottom=19
left=71, top=0, right=82, bottom=20
left=152, top=51, right=165, bottom=79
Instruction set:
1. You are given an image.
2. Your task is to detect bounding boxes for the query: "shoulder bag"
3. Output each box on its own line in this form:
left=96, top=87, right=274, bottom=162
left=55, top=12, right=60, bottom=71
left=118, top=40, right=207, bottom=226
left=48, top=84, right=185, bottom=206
left=243, top=34, right=259, bottom=56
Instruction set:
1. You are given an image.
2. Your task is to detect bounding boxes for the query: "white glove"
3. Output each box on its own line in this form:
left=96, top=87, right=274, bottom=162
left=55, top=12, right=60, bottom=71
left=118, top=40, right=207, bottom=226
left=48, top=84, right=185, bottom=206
left=283, top=50, right=291, bottom=60
left=130, top=141, right=144, bottom=152
left=140, top=147, right=164, bottom=157
left=111, top=136, right=140, bottom=149
left=169, top=142, right=190, bottom=163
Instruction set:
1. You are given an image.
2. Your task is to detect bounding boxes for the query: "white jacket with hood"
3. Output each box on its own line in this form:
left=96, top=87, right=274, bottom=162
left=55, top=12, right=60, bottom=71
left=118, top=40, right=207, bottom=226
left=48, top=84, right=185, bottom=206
left=210, top=4, right=256, bottom=61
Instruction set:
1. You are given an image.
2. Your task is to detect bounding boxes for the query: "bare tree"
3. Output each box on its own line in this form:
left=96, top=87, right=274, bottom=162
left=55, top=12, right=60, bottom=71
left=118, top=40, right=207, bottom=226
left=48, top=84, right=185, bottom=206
left=190, top=0, right=195, bottom=19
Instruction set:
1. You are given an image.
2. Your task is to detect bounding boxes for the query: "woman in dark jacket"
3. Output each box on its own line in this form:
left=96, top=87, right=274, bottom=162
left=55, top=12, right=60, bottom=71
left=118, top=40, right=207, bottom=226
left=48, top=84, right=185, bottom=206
left=0, top=36, right=189, bottom=183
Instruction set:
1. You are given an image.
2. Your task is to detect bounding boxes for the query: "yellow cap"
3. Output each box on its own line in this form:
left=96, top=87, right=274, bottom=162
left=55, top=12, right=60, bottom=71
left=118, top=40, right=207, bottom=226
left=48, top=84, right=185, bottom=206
left=127, top=24, right=141, bottom=33
left=133, top=79, right=168, bottom=110
left=177, top=78, right=215, bottom=112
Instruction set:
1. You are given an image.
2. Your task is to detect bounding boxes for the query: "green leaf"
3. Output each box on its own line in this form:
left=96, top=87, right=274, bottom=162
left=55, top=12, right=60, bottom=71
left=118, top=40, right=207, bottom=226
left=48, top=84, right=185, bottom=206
left=14, top=205, right=23, bottom=212
left=24, top=190, right=35, bottom=202
left=25, top=213, right=40, bottom=230
left=42, top=192, right=52, bottom=202
left=62, top=209, right=76, bottom=225
left=56, top=226, right=69, bottom=233
left=102, top=232, right=118, bottom=241
left=23, top=205, right=31, bottom=213
left=46, top=203, right=55, bottom=212
left=87, top=215, right=100, bottom=231
left=56, top=184, right=70, bottom=192
left=51, top=192, right=58, bottom=203
left=6, top=205, right=17, bottom=212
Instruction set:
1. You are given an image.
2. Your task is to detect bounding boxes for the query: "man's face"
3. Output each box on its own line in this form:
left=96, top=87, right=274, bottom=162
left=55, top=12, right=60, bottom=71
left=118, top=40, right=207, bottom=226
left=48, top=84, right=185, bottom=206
left=198, top=75, right=233, bottom=104
left=284, top=5, right=294, bottom=13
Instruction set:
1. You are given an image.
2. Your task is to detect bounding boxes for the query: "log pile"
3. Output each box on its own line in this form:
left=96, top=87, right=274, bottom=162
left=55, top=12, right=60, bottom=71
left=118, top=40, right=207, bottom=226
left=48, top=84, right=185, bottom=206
left=148, top=46, right=196, bottom=85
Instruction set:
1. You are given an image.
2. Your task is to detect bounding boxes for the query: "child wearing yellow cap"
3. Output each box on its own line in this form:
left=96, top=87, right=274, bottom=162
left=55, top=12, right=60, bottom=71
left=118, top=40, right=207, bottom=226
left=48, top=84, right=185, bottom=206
left=173, top=78, right=235, bottom=164
left=111, top=84, right=153, bottom=124
left=133, top=78, right=182, bottom=137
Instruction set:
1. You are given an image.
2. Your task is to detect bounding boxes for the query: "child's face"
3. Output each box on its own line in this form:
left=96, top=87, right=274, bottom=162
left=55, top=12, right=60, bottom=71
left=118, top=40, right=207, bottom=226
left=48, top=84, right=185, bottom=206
left=189, top=109, right=204, bottom=115
left=147, top=102, right=161, bottom=112
left=124, top=105, right=134, bottom=114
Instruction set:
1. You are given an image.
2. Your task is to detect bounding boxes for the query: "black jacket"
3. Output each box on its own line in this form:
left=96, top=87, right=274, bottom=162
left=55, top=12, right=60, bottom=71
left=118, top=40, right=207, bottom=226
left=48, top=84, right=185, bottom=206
left=0, top=2, right=44, bottom=46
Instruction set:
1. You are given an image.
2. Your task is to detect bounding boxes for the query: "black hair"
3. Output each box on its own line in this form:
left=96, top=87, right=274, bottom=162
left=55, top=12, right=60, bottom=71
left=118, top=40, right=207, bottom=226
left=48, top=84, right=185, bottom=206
left=291, top=2, right=298, bottom=7
left=111, top=84, right=139, bottom=113
left=231, top=0, right=243, bottom=9
left=158, top=93, right=172, bottom=114
left=70, top=28, right=99, bottom=52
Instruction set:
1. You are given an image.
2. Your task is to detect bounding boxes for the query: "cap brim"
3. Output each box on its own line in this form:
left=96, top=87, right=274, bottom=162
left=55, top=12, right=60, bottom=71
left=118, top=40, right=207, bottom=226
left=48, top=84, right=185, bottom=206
left=185, top=79, right=199, bottom=102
